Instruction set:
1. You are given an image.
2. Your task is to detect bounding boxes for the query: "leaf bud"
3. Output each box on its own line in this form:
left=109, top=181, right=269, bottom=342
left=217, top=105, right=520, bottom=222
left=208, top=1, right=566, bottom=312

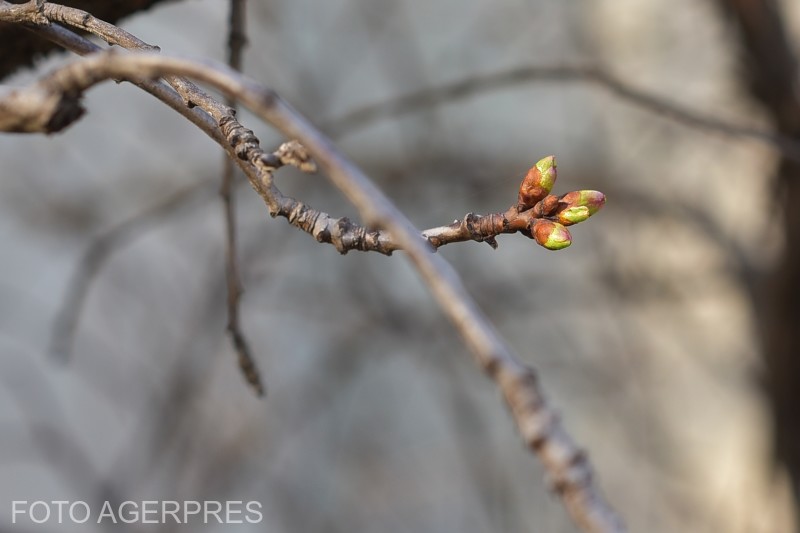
left=532, top=219, right=572, bottom=250
left=518, top=155, right=557, bottom=210
left=555, top=190, right=606, bottom=226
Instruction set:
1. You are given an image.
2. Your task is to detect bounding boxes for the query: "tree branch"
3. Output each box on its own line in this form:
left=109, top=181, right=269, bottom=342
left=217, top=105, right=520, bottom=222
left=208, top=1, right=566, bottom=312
left=0, top=0, right=180, bottom=80
left=715, top=0, right=800, bottom=522
left=49, top=179, right=216, bottom=361
left=0, top=45, right=625, bottom=533
left=219, top=0, right=264, bottom=396
left=326, top=64, right=800, bottom=162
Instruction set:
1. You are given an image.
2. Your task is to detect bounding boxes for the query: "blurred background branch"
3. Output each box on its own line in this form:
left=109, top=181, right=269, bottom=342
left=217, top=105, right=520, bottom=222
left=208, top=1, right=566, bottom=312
left=219, top=0, right=265, bottom=396
left=0, top=0, right=180, bottom=79
left=715, top=0, right=800, bottom=518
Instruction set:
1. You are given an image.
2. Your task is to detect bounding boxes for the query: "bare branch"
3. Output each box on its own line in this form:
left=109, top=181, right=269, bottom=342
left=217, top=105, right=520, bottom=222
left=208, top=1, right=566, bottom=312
left=14, top=17, right=271, bottom=369
left=13, top=1, right=795, bottom=163
left=0, top=50, right=623, bottom=532
left=0, top=4, right=626, bottom=526
left=23, top=21, right=226, bottom=147
left=0, top=0, right=177, bottom=80
left=226, top=0, right=247, bottom=70
left=14, top=16, right=273, bottom=380
left=0, top=46, right=624, bottom=530
left=326, top=64, right=800, bottom=162
left=219, top=0, right=263, bottom=397
left=49, top=179, right=215, bottom=361
left=0, top=0, right=47, bottom=24
left=2, top=0, right=794, bottom=160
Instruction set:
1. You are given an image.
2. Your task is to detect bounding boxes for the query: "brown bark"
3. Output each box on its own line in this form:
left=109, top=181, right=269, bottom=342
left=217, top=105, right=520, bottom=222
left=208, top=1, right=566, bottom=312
left=0, top=0, right=179, bottom=80
left=716, top=0, right=800, bottom=522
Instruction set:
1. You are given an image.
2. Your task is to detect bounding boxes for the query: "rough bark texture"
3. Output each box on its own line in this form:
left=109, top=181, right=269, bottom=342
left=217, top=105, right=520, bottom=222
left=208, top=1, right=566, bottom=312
left=716, top=0, right=800, bottom=523
left=0, top=0, right=179, bottom=80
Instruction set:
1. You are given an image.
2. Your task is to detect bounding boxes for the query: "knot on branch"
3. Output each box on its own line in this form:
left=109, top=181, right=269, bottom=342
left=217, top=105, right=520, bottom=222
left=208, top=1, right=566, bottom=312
left=46, top=92, right=85, bottom=132
left=466, top=213, right=505, bottom=239
left=549, top=450, right=593, bottom=496
left=284, top=201, right=319, bottom=233
left=219, top=114, right=260, bottom=161
left=31, top=0, right=49, bottom=24
left=3, top=0, right=49, bottom=25
left=332, top=217, right=360, bottom=254
left=498, top=368, right=553, bottom=449
left=0, top=86, right=84, bottom=133
left=331, top=217, right=387, bottom=254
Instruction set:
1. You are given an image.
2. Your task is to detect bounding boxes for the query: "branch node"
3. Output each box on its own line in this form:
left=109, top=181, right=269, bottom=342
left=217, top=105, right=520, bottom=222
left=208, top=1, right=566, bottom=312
left=549, top=450, right=592, bottom=495
left=275, top=140, right=317, bottom=173
left=259, top=152, right=282, bottom=169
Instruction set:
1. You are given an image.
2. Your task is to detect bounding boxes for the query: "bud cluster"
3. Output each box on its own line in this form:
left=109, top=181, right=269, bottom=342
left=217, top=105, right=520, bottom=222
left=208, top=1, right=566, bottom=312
left=516, top=156, right=606, bottom=250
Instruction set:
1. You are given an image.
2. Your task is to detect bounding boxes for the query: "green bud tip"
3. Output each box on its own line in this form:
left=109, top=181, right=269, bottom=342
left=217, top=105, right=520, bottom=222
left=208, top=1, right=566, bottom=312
left=533, top=220, right=572, bottom=250
left=557, top=205, right=591, bottom=225
left=518, top=156, right=558, bottom=210
left=561, top=190, right=605, bottom=213
left=534, top=155, right=557, bottom=191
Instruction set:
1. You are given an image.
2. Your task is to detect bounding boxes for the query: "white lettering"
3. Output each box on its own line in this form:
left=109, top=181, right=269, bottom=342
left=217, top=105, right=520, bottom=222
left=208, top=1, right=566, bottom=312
left=29, top=501, right=50, bottom=524
left=246, top=501, right=263, bottom=524
left=118, top=501, right=138, bottom=524
left=162, top=500, right=181, bottom=523
left=70, top=501, right=90, bottom=523
left=52, top=501, right=68, bottom=523
left=183, top=500, right=201, bottom=523
left=97, top=500, right=118, bottom=523
left=226, top=501, right=243, bottom=524
left=11, top=501, right=27, bottom=524
left=204, top=501, right=223, bottom=524
left=140, top=501, right=158, bottom=524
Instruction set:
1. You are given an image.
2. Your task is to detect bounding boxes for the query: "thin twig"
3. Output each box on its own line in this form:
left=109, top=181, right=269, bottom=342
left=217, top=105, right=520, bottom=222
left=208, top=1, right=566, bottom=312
left=17, top=17, right=395, bottom=364
left=220, top=0, right=263, bottom=396
left=10, top=2, right=800, bottom=162
left=10, top=4, right=274, bottom=365
left=16, top=1, right=799, bottom=163
left=49, top=180, right=217, bottom=360
left=23, top=22, right=230, bottom=151
left=0, top=50, right=626, bottom=533
left=326, top=64, right=800, bottom=162
left=18, top=19, right=268, bottom=366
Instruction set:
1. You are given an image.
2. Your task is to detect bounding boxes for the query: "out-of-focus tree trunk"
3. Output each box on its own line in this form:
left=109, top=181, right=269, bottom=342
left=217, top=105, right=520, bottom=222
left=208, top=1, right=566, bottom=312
left=0, top=0, right=180, bottom=80
left=715, top=0, right=800, bottom=525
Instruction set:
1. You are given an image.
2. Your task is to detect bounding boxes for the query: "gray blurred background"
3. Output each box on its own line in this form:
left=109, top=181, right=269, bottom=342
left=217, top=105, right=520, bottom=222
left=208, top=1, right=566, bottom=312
left=1, top=0, right=798, bottom=531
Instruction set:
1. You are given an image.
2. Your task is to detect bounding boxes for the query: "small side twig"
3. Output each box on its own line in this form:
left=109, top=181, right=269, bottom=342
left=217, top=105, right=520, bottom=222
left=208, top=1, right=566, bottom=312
left=220, top=0, right=263, bottom=397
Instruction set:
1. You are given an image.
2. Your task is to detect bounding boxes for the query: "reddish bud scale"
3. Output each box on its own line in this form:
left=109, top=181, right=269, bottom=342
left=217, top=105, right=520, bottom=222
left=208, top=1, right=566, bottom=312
left=518, top=156, right=557, bottom=210
left=534, top=195, right=560, bottom=217
left=555, top=190, right=606, bottom=226
left=531, top=219, right=572, bottom=250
